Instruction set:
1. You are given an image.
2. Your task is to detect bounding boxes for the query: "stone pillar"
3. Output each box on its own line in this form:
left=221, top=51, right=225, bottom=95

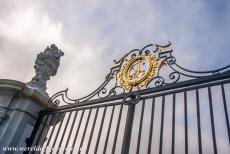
left=0, top=79, right=49, bottom=153
left=0, top=44, right=64, bottom=153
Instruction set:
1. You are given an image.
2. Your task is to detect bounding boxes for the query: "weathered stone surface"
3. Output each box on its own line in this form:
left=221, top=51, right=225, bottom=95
left=0, top=95, right=12, bottom=124
left=0, top=79, right=51, bottom=153
left=28, top=44, right=64, bottom=91
left=0, top=45, right=63, bottom=153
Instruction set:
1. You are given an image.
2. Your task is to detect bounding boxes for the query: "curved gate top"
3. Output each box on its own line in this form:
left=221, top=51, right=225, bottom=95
left=26, top=42, right=230, bottom=154
left=50, top=42, right=230, bottom=105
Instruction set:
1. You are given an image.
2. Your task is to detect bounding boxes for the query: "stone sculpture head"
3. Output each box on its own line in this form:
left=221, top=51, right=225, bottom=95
left=28, top=44, right=64, bottom=91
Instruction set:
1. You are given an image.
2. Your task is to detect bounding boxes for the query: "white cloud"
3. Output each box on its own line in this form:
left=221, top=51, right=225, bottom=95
left=0, top=1, right=229, bottom=153
left=0, top=7, right=62, bottom=45
left=1, top=0, right=230, bottom=97
left=0, top=3, right=68, bottom=86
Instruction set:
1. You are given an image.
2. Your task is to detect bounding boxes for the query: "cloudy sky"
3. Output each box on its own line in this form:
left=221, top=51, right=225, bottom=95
left=1, top=1, right=229, bottom=153
left=0, top=0, right=230, bottom=97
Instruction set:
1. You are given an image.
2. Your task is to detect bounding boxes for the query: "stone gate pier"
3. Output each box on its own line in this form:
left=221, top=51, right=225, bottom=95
left=0, top=79, right=50, bottom=152
left=0, top=44, right=63, bottom=153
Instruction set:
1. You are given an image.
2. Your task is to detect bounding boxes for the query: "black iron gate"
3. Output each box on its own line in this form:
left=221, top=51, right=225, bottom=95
left=26, top=43, right=230, bottom=154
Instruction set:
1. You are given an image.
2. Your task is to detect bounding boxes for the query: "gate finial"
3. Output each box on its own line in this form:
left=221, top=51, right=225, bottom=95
left=28, top=44, right=64, bottom=91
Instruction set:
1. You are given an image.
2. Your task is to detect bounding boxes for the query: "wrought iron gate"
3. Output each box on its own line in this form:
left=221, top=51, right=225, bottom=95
left=26, top=42, right=230, bottom=154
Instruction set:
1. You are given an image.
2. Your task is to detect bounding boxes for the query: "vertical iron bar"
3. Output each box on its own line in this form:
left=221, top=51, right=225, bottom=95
left=63, top=110, right=79, bottom=154
left=57, top=112, right=73, bottom=153
left=121, top=104, right=136, bottom=154
left=33, top=113, right=49, bottom=147
left=184, top=91, right=188, bottom=154
left=24, top=111, right=45, bottom=154
left=159, top=95, right=165, bottom=154
left=35, top=114, right=57, bottom=154
left=221, top=84, right=230, bottom=143
left=111, top=105, right=124, bottom=154
left=47, top=113, right=64, bottom=148
left=171, top=93, right=176, bottom=154
left=77, top=109, right=92, bottom=154
left=208, top=87, right=217, bottom=154
left=196, top=89, right=202, bottom=154
left=70, top=110, right=85, bottom=154
left=103, top=106, right=115, bottom=154
left=94, top=107, right=107, bottom=153
left=136, top=100, right=146, bottom=154
left=85, top=108, right=99, bottom=154
left=148, top=98, right=155, bottom=154
left=50, top=113, right=67, bottom=154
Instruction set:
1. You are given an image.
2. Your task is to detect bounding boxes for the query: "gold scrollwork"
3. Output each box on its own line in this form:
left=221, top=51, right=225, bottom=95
left=118, top=53, right=159, bottom=90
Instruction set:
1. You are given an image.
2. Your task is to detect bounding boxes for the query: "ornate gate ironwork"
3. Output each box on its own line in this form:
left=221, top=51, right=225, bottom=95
left=26, top=42, right=230, bottom=154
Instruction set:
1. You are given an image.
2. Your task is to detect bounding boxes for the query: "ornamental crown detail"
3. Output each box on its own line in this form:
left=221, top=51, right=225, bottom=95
left=118, top=53, right=160, bottom=91
left=110, top=42, right=173, bottom=91
left=28, top=44, right=64, bottom=91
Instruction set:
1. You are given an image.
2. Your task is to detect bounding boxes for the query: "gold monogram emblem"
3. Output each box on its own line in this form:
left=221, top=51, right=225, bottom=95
left=118, top=53, right=159, bottom=90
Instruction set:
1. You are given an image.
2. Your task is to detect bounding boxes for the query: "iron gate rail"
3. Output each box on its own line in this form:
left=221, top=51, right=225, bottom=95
left=25, top=43, right=230, bottom=154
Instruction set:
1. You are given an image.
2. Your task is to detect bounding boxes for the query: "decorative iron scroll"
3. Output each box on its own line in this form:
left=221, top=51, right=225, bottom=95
left=49, top=42, right=230, bottom=105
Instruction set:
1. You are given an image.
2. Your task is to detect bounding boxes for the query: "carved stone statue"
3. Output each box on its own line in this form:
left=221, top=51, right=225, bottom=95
left=28, top=44, right=64, bottom=91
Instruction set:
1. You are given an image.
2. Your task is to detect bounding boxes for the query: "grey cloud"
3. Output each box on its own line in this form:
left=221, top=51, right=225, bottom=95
left=0, top=1, right=229, bottom=154
left=0, top=0, right=230, bottom=97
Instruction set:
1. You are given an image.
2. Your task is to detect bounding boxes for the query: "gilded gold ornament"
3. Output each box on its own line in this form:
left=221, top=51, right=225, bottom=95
left=118, top=53, right=159, bottom=90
